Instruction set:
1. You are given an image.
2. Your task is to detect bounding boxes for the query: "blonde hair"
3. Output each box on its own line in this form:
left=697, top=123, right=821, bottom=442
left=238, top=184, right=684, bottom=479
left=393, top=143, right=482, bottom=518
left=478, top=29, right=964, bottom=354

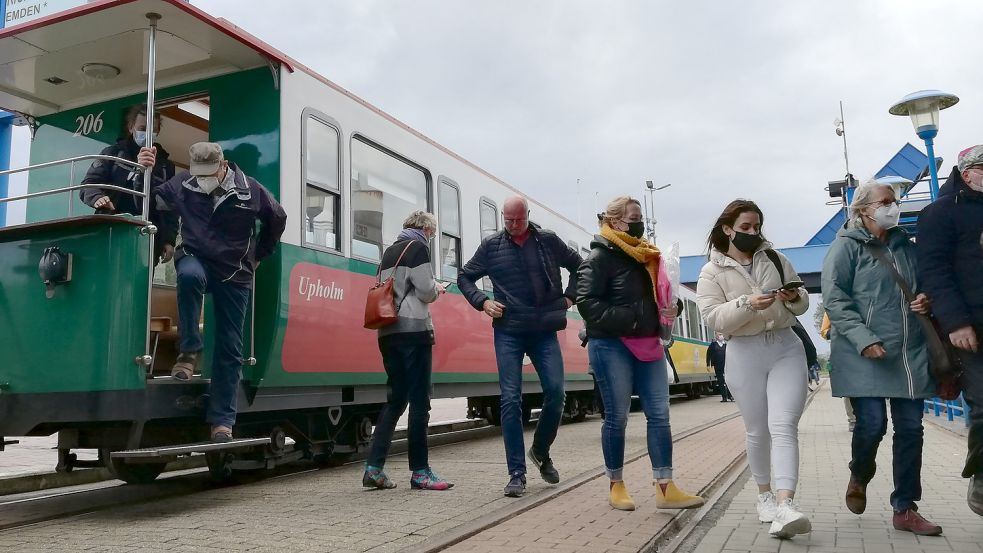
left=599, top=196, right=642, bottom=229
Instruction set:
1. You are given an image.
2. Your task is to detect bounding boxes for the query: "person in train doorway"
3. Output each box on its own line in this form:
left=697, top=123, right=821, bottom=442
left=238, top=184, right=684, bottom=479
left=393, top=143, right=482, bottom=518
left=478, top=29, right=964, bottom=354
left=79, top=103, right=176, bottom=262
left=707, top=334, right=733, bottom=402
left=152, top=142, right=287, bottom=442
left=362, top=211, right=453, bottom=491
left=696, top=199, right=811, bottom=539
left=577, top=195, right=705, bottom=512
left=457, top=195, right=583, bottom=497
left=917, top=144, right=983, bottom=517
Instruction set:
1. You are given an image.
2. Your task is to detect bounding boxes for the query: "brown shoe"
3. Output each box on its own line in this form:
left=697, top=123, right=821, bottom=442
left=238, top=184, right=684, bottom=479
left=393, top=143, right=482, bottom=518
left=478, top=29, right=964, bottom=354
left=171, top=352, right=198, bottom=380
left=845, top=476, right=866, bottom=514
left=893, top=509, right=942, bottom=536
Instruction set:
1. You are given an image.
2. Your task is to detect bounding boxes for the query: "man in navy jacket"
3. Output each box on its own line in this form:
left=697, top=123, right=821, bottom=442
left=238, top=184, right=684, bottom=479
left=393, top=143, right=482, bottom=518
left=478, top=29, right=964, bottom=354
left=917, top=144, right=983, bottom=515
left=154, top=142, right=287, bottom=442
left=458, top=196, right=582, bottom=497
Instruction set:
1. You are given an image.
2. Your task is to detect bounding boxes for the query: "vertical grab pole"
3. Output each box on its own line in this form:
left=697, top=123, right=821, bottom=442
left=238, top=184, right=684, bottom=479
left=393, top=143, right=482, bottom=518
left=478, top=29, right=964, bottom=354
left=246, top=273, right=257, bottom=366
left=139, top=12, right=162, bottom=369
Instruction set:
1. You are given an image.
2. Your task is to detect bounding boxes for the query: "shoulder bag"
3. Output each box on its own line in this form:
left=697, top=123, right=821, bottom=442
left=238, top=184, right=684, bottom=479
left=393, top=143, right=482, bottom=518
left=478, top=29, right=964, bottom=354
left=363, top=241, right=415, bottom=330
left=864, top=243, right=962, bottom=400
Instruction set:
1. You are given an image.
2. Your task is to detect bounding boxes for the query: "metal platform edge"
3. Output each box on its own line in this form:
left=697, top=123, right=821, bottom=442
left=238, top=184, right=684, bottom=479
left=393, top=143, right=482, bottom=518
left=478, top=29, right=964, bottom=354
left=110, top=438, right=271, bottom=458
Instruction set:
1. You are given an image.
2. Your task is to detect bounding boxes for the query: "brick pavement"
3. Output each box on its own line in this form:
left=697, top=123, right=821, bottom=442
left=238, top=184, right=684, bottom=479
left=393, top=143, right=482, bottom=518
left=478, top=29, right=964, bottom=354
left=444, top=416, right=747, bottom=553
left=691, top=384, right=983, bottom=553
left=0, top=395, right=738, bottom=552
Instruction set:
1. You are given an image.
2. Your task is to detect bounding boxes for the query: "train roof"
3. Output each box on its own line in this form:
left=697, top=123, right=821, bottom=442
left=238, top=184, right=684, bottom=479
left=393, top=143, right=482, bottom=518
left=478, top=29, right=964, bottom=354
left=0, top=0, right=587, bottom=232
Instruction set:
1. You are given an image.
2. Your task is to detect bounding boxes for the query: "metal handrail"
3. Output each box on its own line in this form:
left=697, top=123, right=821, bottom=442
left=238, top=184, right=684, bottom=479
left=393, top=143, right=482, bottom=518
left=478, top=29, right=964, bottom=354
left=0, top=154, right=143, bottom=177
left=0, top=183, right=147, bottom=205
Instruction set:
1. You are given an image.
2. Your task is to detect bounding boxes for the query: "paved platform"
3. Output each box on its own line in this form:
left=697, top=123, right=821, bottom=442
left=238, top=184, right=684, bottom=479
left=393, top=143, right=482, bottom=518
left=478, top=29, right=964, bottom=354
left=689, top=384, right=982, bottom=553
left=0, top=395, right=739, bottom=552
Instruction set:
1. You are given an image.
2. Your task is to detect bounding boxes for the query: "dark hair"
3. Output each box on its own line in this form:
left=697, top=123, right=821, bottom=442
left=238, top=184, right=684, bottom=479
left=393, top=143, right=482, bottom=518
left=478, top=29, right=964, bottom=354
left=706, top=199, right=766, bottom=256
left=124, top=104, right=161, bottom=131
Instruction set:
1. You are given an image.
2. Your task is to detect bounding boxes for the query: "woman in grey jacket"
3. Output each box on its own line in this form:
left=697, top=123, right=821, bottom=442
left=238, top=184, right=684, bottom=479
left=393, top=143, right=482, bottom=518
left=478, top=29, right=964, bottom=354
left=821, top=180, right=940, bottom=536
left=362, top=211, right=452, bottom=491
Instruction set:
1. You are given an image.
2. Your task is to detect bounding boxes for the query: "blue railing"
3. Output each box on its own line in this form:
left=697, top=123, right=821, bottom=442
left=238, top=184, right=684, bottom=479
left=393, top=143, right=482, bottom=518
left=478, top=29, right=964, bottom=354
left=924, top=394, right=969, bottom=427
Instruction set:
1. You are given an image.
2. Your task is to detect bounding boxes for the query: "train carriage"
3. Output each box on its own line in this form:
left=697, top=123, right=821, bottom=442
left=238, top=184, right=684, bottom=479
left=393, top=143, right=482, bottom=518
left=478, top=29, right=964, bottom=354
left=0, top=0, right=712, bottom=483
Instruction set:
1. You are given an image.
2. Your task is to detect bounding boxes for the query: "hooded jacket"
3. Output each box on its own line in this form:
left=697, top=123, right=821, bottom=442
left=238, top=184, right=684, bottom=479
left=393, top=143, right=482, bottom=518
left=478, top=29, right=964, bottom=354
left=576, top=235, right=662, bottom=339
left=79, top=137, right=175, bottom=216
left=154, top=162, right=287, bottom=286
left=457, top=222, right=582, bottom=334
left=916, top=166, right=983, bottom=333
left=822, top=224, right=933, bottom=399
left=695, top=242, right=808, bottom=336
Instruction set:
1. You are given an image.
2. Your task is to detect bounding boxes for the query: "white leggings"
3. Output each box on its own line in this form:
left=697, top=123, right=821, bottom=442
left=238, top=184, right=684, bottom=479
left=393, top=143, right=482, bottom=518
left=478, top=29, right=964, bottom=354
left=726, top=327, right=807, bottom=491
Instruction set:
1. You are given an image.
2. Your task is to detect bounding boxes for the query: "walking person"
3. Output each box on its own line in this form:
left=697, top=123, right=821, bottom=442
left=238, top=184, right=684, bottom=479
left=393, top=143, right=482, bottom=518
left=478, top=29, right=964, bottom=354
left=458, top=196, right=583, bottom=497
left=154, top=142, right=287, bottom=441
left=917, top=145, right=983, bottom=516
left=577, top=196, right=704, bottom=511
left=707, top=334, right=733, bottom=402
left=822, top=180, right=941, bottom=535
left=362, top=211, right=453, bottom=491
left=696, top=199, right=811, bottom=539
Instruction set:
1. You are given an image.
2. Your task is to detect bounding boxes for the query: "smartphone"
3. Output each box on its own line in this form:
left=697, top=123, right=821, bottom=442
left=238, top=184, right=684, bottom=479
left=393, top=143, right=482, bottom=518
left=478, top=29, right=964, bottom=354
left=768, top=280, right=804, bottom=294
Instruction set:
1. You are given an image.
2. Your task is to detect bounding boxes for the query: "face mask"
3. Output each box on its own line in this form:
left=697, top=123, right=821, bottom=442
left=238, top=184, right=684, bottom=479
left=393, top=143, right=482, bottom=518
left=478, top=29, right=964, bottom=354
left=132, top=131, right=147, bottom=147
left=197, top=176, right=221, bottom=194
left=625, top=221, right=645, bottom=238
left=869, top=203, right=900, bottom=229
left=731, top=230, right=763, bottom=253
left=967, top=170, right=983, bottom=192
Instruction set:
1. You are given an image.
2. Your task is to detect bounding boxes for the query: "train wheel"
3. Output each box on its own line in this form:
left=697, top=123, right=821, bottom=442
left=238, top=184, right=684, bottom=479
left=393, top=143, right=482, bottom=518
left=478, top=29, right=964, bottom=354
left=206, top=451, right=234, bottom=482
left=104, top=452, right=166, bottom=485
left=686, top=384, right=701, bottom=399
left=484, top=405, right=501, bottom=426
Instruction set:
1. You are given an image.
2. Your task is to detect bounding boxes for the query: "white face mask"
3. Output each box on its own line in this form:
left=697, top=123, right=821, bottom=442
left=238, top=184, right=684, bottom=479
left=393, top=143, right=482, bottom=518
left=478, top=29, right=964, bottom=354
left=967, top=169, right=983, bottom=192
left=869, top=203, right=900, bottom=229
left=197, top=176, right=221, bottom=194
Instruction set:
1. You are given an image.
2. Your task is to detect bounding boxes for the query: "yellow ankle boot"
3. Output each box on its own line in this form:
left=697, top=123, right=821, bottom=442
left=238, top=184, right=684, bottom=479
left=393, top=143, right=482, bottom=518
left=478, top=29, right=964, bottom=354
left=654, top=480, right=705, bottom=509
left=608, top=481, right=636, bottom=511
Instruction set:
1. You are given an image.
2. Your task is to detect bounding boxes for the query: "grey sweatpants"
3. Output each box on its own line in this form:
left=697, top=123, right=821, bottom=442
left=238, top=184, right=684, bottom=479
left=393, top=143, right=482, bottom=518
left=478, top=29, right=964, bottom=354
left=726, top=327, right=808, bottom=491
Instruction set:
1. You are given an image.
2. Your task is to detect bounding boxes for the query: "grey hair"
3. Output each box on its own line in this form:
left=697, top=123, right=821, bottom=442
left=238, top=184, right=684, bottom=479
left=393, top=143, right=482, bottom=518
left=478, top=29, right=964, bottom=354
left=402, top=210, right=437, bottom=232
left=848, top=180, right=895, bottom=228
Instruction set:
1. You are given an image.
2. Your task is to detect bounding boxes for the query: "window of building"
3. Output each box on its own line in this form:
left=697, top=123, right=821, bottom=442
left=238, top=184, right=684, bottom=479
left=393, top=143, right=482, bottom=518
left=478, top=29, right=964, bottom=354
left=479, top=198, right=499, bottom=291
left=303, top=111, right=341, bottom=251
left=439, top=179, right=462, bottom=279
left=350, top=136, right=430, bottom=262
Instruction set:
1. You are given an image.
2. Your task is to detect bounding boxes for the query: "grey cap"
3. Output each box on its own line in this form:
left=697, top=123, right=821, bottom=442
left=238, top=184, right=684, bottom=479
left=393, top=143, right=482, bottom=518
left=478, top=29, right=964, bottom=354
left=189, top=142, right=224, bottom=176
left=958, top=145, right=983, bottom=172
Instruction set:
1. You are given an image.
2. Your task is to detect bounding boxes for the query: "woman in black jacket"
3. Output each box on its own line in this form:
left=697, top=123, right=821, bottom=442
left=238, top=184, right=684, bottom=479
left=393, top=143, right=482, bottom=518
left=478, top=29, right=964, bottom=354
left=577, top=196, right=703, bottom=512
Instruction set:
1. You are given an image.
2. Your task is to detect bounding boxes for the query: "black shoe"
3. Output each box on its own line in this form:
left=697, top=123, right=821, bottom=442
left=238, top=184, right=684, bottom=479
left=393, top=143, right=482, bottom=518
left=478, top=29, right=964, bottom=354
left=969, top=475, right=983, bottom=516
left=504, top=474, right=526, bottom=497
left=528, top=448, right=560, bottom=484
left=720, top=398, right=728, bottom=402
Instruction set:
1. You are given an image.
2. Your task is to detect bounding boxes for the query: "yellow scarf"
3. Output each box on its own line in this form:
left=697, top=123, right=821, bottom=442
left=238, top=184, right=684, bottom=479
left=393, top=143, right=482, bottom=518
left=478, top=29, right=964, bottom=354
left=600, top=224, right=661, bottom=297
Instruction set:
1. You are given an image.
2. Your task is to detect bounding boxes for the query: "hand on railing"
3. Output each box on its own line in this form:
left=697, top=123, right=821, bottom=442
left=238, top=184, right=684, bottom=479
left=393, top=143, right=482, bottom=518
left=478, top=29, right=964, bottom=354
left=93, top=196, right=115, bottom=211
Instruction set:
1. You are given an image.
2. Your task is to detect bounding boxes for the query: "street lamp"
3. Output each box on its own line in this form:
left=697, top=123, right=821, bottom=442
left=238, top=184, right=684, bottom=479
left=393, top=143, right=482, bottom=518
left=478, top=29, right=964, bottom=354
left=643, top=180, right=671, bottom=242
left=889, top=89, right=959, bottom=200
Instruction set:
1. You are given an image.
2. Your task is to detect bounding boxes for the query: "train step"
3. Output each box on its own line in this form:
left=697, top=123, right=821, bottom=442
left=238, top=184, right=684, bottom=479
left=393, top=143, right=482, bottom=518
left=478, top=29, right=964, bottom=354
left=110, top=438, right=271, bottom=460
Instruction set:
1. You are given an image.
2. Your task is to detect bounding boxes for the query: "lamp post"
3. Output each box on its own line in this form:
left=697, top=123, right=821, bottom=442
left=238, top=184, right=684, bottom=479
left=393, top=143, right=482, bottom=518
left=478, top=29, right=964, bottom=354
left=889, top=90, right=959, bottom=201
left=643, top=180, right=671, bottom=243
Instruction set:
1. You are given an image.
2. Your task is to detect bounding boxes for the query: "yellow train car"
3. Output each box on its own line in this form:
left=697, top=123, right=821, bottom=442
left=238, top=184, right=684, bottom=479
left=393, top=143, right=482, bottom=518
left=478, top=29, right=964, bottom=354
left=667, top=288, right=717, bottom=397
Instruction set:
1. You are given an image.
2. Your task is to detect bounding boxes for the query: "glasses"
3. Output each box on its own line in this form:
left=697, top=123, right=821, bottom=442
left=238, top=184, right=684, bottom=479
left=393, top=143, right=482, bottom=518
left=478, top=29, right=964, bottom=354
left=503, top=217, right=527, bottom=224
left=866, top=199, right=901, bottom=208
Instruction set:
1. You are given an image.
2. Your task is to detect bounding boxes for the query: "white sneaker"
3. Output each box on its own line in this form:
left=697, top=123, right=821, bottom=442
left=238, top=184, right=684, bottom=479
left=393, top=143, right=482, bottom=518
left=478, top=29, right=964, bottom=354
left=768, top=498, right=811, bottom=539
left=756, top=491, right=777, bottom=523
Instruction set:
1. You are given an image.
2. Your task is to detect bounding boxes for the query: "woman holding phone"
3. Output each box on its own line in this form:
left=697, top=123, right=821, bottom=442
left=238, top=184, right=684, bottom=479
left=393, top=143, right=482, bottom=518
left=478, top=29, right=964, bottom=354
left=695, top=199, right=811, bottom=540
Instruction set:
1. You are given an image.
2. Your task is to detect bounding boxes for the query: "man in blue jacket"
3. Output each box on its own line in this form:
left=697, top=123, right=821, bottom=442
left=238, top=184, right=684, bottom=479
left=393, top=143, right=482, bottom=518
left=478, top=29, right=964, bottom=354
left=917, top=144, right=983, bottom=514
left=458, top=196, right=582, bottom=497
left=153, top=142, right=287, bottom=442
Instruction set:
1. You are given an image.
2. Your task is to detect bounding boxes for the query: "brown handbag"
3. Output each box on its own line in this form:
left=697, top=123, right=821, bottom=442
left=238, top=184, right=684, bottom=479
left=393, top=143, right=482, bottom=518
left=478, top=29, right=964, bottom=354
left=363, top=241, right=415, bottom=330
left=864, top=244, right=963, bottom=400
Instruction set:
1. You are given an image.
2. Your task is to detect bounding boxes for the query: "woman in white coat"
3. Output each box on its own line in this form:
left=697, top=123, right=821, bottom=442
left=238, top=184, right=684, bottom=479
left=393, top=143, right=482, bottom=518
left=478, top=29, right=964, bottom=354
left=696, top=199, right=811, bottom=540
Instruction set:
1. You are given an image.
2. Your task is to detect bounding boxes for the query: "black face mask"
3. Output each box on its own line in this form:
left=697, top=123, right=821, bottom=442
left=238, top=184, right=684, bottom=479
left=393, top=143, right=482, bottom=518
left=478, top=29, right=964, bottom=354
left=626, top=221, right=645, bottom=238
left=731, top=231, right=763, bottom=253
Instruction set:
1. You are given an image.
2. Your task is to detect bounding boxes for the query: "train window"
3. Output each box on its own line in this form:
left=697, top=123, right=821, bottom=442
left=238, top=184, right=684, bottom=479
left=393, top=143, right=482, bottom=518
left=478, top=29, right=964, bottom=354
left=439, top=179, right=462, bottom=280
left=567, top=240, right=578, bottom=252
left=685, top=299, right=701, bottom=340
left=581, top=247, right=590, bottom=258
left=350, top=136, right=430, bottom=262
left=479, top=197, right=499, bottom=291
left=302, top=111, right=341, bottom=251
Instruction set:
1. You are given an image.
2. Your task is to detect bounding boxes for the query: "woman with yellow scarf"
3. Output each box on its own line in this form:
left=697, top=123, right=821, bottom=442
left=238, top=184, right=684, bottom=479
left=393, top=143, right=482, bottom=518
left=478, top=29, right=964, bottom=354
left=576, top=196, right=704, bottom=511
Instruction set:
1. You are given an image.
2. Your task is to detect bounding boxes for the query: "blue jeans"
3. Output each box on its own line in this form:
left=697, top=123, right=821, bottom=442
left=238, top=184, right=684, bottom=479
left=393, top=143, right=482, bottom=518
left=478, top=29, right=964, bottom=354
left=176, top=255, right=250, bottom=428
left=588, top=338, right=672, bottom=481
left=494, top=329, right=566, bottom=476
left=366, top=343, right=433, bottom=471
left=849, top=397, right=925, bottom=512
